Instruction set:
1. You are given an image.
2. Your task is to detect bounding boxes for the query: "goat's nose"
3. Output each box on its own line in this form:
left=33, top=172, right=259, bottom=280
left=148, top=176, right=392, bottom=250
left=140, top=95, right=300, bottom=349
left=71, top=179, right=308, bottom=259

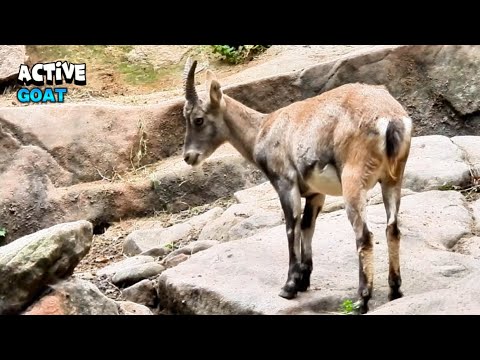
left=184, top=152, right=199, bottom=165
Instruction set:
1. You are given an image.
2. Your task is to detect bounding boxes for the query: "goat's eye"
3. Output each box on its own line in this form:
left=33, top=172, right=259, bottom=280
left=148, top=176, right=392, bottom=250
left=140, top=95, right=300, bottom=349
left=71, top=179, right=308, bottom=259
left=194, top=117, right=204, bottom=126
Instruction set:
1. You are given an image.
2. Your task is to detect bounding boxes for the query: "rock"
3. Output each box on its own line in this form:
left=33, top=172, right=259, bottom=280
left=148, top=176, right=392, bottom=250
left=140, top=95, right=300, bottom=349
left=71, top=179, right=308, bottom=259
left=0, top=221, right=92, bottom=315
left=140, top=247, right=168, bottom=257
left=234, top=182, right=279, bottom=204
left=0, top=45, right=25, bottom=81
left=225, top=46, right=480, bottom=137
left=158, top=191, right=477, bottom=315
left=198, top=203, right=284, bottom=243
left=97, top=255, right=154, bottom=277
left=122, top=279, right=158, bottom=307
left=0, top=102, right=185, bottom=184
left=111, top=263, right=165, bottom=287
left=473, top=199, right=480, bottom=232
left=451, top=136, right=480, bottom=175
left=123, top=207, right=224, bottom=256
left=370, top=274, right=480, bottom=315
left=163, top=254, right=190, bottom=269
left=23, top=278, right=119, bottom=315
left=1, top=141, right=262, bottom=243
left=453, top=237, right=480, bottom=260
left=198, top=204, right=257, bottom=242
left=228, top=211, right=284, bottom=240
left=403, top=136, right=471, bottom=191
left=0, top=144, right=75, bottom=243
left=117, top=301, right=153, bottom=315
left=162, top=240, right=220, bottom=260
left=398, top=191, right=472, bottom=249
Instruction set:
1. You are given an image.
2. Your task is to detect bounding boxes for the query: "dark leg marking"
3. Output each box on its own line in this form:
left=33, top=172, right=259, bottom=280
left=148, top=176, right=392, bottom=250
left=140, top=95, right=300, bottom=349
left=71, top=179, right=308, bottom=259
left=356, top=223, right=373, bottom=314
left=297, top=194, right=325, bottom=292
left=275, top=179, right=303, bottom=300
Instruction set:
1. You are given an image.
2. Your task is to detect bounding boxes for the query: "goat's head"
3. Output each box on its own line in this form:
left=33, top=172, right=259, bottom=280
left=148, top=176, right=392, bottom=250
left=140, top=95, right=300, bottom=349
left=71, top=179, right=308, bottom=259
left=182, top=59, right=228, bottom=166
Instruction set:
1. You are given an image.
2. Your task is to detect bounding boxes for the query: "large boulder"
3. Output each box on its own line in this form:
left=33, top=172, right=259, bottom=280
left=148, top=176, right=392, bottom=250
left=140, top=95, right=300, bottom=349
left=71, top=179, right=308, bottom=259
left=403, top=136, right=471, bottom=191
left=23, top=278, right=119, bottom=315
left=0, top=221, right=93, bottom=314
left=0, top=46, right=25, bottom=81
left=158, top=191, right=477, bottom=314
left=451, top=136, right=480, bottom=175
left=122, top=279, right=158, bottom=307
left=0, top=102, right=185, bottom=183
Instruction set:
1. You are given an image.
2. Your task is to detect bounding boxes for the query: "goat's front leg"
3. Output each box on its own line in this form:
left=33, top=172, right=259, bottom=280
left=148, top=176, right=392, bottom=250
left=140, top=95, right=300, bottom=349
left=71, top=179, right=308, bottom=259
left=297, top=193, right=325, bottom=292
left=274, top=178, right=303, bottom=299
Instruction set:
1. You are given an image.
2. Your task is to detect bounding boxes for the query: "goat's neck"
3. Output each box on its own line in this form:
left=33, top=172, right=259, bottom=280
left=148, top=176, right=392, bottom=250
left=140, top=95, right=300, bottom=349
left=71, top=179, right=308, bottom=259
left=223, top=95, right=266, bottom=163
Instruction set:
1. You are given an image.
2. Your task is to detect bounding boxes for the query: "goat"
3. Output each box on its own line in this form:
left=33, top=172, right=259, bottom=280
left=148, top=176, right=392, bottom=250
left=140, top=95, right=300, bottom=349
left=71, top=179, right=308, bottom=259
left=181, top=59, right=412, bottom=314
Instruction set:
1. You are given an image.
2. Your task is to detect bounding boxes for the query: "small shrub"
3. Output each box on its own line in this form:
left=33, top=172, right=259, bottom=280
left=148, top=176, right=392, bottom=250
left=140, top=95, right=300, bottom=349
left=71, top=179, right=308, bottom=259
left=340, top=299, right=360, bottom=315
left=211, top=45, right=270, bottom=64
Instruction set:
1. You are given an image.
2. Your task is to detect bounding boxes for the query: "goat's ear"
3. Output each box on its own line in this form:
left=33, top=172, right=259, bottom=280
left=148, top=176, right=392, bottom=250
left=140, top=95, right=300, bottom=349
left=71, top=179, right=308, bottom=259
left=209, top=78, right=223, bottom=108
left=205, top=70, right=218, bottom=90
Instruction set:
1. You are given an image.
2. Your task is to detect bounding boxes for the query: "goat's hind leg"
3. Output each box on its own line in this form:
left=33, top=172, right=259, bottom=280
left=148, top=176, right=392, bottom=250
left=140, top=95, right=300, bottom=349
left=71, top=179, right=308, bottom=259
left=297, top=193, right=325, bottom=292
left=342, top=170, right=374, bottom=314
left=381, top=179, right=404, bottom=301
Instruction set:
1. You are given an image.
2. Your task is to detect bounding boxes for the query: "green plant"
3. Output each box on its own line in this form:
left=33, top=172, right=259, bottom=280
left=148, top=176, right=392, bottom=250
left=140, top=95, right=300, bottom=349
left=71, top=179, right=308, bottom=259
left=211, top=45, right=270, bottom=64
left=340, top=299, right=360, bottom=315
left=0, top=227, right=6, bottom=238
left=164, top=242, right=179, bottom=251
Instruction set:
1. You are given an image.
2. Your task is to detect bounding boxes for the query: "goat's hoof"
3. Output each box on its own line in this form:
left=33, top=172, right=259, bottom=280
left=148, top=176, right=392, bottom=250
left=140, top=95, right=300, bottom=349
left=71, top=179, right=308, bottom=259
left=296, top=280, right=310, bottom=292
left=279, top=285, right=297, bottom=299
left=359, top=304, right=369, bottom=314
left=388, top=288, right=403, bottom=301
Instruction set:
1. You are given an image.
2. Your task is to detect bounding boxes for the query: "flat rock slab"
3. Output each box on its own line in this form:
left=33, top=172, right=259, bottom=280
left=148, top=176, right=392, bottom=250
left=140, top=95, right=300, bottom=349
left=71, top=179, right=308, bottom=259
left=112, top=263, right=165, bottom=288
left=158, top=191, right=477, bottom=314
left=451, top=136, right=480, bottom=175
left=403, top=135, right=471, bottom=191
left=97, top=255, right=154, bottom=277
left=123, top=207, right=223, bottom=256
left=370, top=274, right=480, bottom=315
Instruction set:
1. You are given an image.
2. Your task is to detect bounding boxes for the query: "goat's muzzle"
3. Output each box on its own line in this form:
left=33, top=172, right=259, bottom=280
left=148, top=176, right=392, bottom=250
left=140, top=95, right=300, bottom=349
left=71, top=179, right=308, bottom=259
left=184, top=151, right=200, bottom=166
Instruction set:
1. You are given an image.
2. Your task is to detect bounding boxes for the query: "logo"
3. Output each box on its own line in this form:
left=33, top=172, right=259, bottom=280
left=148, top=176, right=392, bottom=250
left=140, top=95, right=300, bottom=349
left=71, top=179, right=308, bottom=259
left=16, top=62, right=87, bottom=104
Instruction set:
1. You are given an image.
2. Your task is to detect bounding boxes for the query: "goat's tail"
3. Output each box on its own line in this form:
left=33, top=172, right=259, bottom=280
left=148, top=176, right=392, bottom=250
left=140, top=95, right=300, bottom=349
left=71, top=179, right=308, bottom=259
left=385, top=118, right=411, bottom=180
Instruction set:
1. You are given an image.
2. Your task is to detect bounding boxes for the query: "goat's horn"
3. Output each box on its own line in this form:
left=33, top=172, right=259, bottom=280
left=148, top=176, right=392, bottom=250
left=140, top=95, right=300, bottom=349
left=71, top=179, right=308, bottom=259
left=183, top=58, right=198, bottom=103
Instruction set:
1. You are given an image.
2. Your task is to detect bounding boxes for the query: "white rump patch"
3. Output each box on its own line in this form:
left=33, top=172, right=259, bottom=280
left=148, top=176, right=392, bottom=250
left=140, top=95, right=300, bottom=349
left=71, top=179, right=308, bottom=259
left=402, top=116, right=413, bottom=136
left=376, top=117, right=390, bottom=137
left=305, top=164, right=343, bottom=196
left=376, top=117, right=390, bottom=153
